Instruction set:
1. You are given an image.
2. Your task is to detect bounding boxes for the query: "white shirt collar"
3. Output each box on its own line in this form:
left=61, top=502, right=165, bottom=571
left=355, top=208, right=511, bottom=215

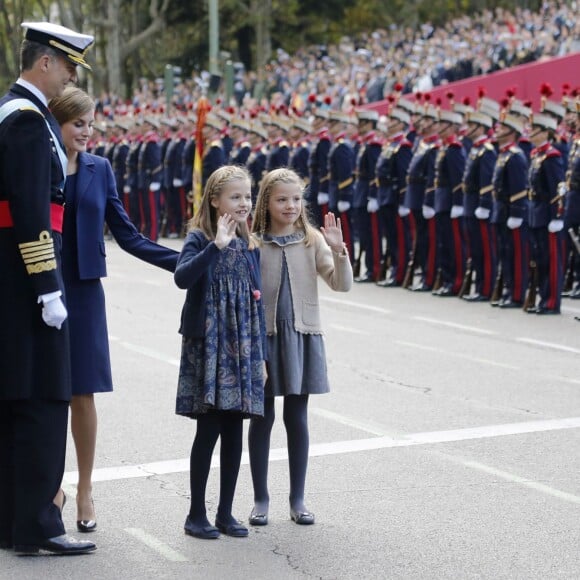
left=15, top=78, right=48, bottom=107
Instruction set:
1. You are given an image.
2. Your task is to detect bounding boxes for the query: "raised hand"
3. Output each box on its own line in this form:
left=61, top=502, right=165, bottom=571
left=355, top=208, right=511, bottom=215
left=215, top=213, right=238, bottom=249
left=320, top=212, right=345, bottom=254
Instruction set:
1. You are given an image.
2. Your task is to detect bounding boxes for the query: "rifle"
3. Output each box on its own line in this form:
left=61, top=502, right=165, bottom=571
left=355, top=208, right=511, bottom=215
left=458, top=257, right=473, bottom=298
left=523, top=260, right=538, bottom=312
left=569, top=227, right=580, bottom=254
left=402, top=235, right=417, bottom=289
left=490, top=261, right=503, bottom=306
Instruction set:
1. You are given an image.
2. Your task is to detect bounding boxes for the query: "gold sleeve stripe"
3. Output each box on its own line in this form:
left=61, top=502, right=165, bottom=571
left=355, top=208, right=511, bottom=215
left=26, top=260, right=57, bottom=274
left=18, top=231, right=56, bottom=273
left=320, top=174, right=330, bottom=182
left=22, top=249, right=55, bottom=262
left=339, top=177, right=353, bottom=189
left=509, top=190, right=527, bottom=203
left=452, top=183, right=463, bottom=192
left=480, top=185, right=493, bottom=194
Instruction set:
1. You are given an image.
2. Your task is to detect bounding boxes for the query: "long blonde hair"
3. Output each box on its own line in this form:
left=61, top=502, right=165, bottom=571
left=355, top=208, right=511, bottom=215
left=189, top=165, right=256, bottom=249
left=252, top=168, right=319, bottom=246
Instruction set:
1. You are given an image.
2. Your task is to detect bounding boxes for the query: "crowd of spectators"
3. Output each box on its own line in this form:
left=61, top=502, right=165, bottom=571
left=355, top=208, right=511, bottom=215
left=96, top=2, right=579, bottom=117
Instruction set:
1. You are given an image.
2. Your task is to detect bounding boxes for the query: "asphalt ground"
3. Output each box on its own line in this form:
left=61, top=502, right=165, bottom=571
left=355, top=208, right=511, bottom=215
left=2, top=237, right=580, bottom=579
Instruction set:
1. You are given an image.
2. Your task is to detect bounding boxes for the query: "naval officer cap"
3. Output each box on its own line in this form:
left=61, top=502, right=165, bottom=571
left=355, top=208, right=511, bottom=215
left=22, top=21, right=94, bottom=70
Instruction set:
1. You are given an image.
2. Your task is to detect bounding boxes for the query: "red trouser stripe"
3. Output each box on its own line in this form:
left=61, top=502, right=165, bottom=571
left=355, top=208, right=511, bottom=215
left=513, top=228, right=522, bottom=302
left=340, top=212, right=352, bottom=261
left=396, top=215, right=406, bottom=284
left=480, top=221, right=492, bottom=297
left=547, top=232, right=559, bottom=310
left=426, top=218, right=437, bottom=287
left=370, top=212, right=381, bottom=280
left=452, top=219, right=464, bottom=293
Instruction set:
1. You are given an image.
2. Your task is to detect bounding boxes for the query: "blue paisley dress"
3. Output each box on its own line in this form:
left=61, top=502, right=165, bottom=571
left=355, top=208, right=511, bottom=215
left=176, top=238, right=264, bottom=418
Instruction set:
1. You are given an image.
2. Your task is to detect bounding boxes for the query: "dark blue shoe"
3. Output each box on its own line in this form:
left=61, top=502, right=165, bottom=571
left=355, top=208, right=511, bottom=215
left=184, top=516, right=219, bottom=540
left=215, top=517, right=248, bottom=537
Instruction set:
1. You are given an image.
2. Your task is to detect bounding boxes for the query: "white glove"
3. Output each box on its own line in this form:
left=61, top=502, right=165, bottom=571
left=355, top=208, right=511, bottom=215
left=507, top=216, right=523, bottom=230
left=475, top=207, right=490, bottom=220
left=398, top=206, right=410, bottom=217
left=337, top=201, right=351, bottom=213
left=422, top=205, right=435, bottom=219
left=558, top=182, right=568, bottom=197
left=367, top=198, right=379, bottom=213
left=173, top=178, right=183, bottom=187
left=317, top=193, right=329, bottom=205
left=450, top=205, right=464, bottom=219
left=38, top=293, right=67, bottom=330
left=123, top=185, right=131, bottom=194
left=150, top=182, right=161, bottom=192
left=548, top=219, right=564, bottom=233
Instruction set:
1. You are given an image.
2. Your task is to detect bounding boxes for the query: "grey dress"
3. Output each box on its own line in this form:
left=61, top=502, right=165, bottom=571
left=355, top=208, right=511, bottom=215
left=264, top=232, right=330, bottom=397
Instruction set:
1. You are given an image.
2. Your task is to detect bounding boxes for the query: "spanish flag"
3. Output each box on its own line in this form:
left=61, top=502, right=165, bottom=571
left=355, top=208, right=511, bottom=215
left=192, top=96, right=211, bottom=215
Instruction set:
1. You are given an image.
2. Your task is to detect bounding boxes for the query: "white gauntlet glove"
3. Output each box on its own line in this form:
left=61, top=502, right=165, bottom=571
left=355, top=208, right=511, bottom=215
left=548, top=219, right=564, bottom=233
left=450, top=205, right=464, bottom=219
left=149, top=182, right=161, bottom=192
left=506, top=217, right=523, bottom=230
left=337, top=201, right=351, bottom=213
left=123, top=185, right=131, bottom=194
left=474, top=207, right=490, bottom=220
left=422, top=205, right=435, bottom=219
left=173, top=178, right=183, bottom=187
left=366, top=198, right=379, bottom=213
left=398, top=206, right=410, bottom=217
left=317, top=193, right=329, bottom=206
left=38, top=293, right=67, bottom=330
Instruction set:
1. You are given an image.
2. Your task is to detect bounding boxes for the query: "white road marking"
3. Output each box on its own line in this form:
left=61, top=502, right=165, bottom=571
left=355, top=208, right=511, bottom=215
left=413, top=316, right=497, bottom=335
left=320, top=295, right=390, bottom=315
left=119, top=341, right=180, bottom=366
left=64, top=416, right=580, bottom=485
left=463, top=461, right=580, bottom=506
left=516, top=338, right=580, bottom=355
left=395, top=340, right=520, bottom=370
left=328, top=323, right=371, bottom=335
left=125, top=528, right=188, bottom=562
left=309, top=407, right=393, bottom=436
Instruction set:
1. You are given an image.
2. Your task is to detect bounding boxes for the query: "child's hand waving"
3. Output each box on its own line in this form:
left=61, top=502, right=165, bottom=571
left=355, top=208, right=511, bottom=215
left=320, top=212, right=345, bottom=254
left=215, top=213, right=237, bottom=249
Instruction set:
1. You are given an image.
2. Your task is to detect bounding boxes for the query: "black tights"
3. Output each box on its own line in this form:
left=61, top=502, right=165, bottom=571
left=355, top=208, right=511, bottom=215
left=248, top=395, right=309, bottom=513
left=189, top=412, right=243, bottom=527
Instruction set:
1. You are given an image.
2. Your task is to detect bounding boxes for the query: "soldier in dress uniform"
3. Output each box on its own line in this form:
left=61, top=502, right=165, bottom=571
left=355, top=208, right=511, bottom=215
left=126, top=119, right=146, bottom=231
left=229, top=118, right=252, bottom=167
left=430, top=110, right=466, bottom=296
left=265, top=116, right=290, bottom=171
left=563, top=99, right=580, bottom=299
left=403, top=104, right=440, bottom=291
left=308, top=109, right=331, bottom=227
left=353, top=109, right=383, bottom=282
left=181, top=113, right=196, bottom=204
left=461, top=111, right=497, bottom=301
left=201, top=113, right=227, bottom=187
left=0, top=21, right=96, bottom=555
left=509, top=101, right=533, bottom=163
left=247, top=122, right=268, bottom=206
left=162, top=118, right=187, bottom=237
left=214, top=108, right=233, bottom=162
left=541, top=97, right=569, bottom=167
left=491, top=114, right=530, bottom=308
left=91, top=120, right=107, bottom=157
left=138, top=116, right=163, bottom=240
left=376, top=108, right=413, bottom=287
left=526, top=113, right=566, bottom=314
left=112, top=118, right=131, bottom=212
left=289, top=116, right=311, bottom=182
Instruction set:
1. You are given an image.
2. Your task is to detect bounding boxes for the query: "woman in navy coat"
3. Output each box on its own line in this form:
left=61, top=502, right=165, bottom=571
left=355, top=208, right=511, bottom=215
left=50, top=87, right=178, bottom=532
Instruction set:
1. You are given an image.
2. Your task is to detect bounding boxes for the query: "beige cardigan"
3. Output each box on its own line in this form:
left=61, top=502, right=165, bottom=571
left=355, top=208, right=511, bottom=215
left=260, top=232, right=353, bottom=335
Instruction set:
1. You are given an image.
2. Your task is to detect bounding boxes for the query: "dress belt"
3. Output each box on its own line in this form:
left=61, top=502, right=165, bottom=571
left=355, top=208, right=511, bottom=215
left=0, top=200, right=64, bottom=233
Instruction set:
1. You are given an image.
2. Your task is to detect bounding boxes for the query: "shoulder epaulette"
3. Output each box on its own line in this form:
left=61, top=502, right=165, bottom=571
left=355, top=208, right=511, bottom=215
left=484, top=142, right=495, bottom=152
left=546, top=148, right=562, bottom=159
left=401, top=139, right=413, bottom=148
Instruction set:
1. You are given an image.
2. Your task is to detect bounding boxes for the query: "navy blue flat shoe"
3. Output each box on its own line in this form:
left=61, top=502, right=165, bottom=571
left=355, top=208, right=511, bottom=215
left=215, top=518, right=248, bottom=537
left=184, top=516, right=220, bottom=540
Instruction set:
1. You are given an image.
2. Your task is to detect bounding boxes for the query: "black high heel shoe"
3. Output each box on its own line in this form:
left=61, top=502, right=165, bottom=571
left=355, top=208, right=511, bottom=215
left=77, top=498, right=97, bottom=533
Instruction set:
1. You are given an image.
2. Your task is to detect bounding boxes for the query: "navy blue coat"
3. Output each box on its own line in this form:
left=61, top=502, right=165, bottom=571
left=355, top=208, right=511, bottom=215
left=491, top=145, right=529, bottom=224
left=175, top=230, right=264, bottom=348
left=72, top=152, right=178, bottom=280
left=565, top=139, right=580, bottom=225
left=462, top=139, right=496, bottom=216
left=376, top=137, right=413, bottom=207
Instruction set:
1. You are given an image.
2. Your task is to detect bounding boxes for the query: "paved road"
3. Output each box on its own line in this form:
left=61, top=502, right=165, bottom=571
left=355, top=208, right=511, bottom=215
left=3, top=238, right=580, bottom=579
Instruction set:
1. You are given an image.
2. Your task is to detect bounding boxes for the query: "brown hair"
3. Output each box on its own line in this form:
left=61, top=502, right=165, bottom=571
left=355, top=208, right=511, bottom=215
left=190, top=165, right=256, bottom=249
left=252, top=167, right=318, bottom=246
left=49, top=86, right=94, bottom=125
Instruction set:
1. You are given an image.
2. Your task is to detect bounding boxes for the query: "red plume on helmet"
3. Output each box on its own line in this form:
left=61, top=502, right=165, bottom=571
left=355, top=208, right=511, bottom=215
left=477, top=86, right=486, bottom=99
left=394, top=82, right=404, bottom=92
left=308, top=93, right=317, bottom=103
left=540, top=82, right=553, bottom=97
left=463, top=96, right=471, bottom=106
left=324, top=96, right=332, bottom=105
left=415, top=91, right=423, bottom=102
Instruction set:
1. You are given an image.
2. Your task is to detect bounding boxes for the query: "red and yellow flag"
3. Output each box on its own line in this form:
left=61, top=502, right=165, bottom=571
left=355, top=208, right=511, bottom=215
left=192, top=96, right=211, bottom=215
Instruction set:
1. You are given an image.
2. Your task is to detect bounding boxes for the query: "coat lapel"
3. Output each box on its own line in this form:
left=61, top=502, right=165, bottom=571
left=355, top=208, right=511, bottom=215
left=76, top=152, right=95, bottom=206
